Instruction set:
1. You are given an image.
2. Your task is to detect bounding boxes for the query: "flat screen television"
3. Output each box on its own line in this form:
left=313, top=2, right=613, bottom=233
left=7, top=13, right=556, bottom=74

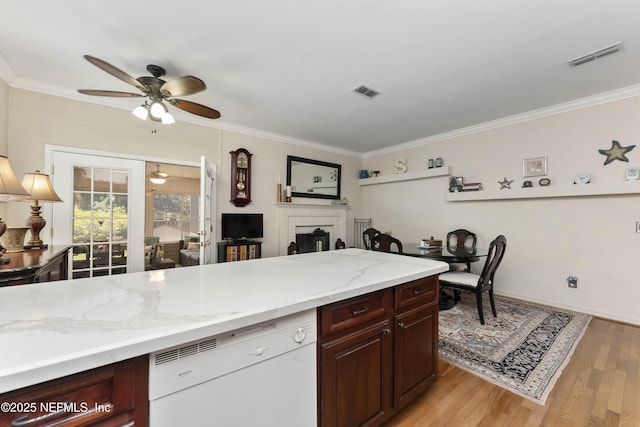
left=221, top=213, right=264, bottom=241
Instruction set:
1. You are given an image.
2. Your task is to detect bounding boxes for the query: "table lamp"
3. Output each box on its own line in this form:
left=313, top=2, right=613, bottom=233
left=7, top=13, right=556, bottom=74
left=20, top=170, right=63, bottom=249
left=0, top=155, right=31, bottom=263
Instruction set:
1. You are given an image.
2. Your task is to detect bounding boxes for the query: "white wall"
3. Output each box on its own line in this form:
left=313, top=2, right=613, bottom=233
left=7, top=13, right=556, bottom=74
left=0, top=78, right=8, bottom=153
left=0, top=78, right=9, bottom=220
left=5, top=88, right=362, bottom=257
left=362, top=95, right=640, bottom=325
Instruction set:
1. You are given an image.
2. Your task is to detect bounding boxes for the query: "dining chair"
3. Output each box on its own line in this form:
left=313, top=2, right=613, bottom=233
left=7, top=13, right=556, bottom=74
left=446, top=228, right=477, bottom=272
left=439, top=235, right=507, bottom=324
left=287, top=242, right=299, bottom=255
left=362, top=227, right=381, bottom=250
left=371, top=233, right=403, bottom=254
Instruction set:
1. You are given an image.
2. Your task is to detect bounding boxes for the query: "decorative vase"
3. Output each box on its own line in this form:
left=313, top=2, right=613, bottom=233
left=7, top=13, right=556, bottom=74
left=0, top=227, right=29, bottom=253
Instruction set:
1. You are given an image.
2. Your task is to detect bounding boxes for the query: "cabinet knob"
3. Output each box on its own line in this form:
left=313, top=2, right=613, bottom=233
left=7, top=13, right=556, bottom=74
left=413, top=287, right=426, bottom=295
left=397, top=322, right=405, bottom=329
left=383, top=327, right=392, bottom=335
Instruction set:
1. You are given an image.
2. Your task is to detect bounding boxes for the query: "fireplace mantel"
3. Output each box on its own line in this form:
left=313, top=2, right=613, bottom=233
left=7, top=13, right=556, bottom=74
left=276, top=203, right=349, bottom=256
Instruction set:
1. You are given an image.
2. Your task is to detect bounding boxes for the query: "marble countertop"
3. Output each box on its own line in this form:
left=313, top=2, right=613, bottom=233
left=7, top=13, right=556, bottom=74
left=0, top=249, right=448, bottom=394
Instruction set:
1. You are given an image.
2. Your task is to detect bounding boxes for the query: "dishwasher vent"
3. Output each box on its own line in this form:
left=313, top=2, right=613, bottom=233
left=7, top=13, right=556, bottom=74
left=153, top=337, right=218, bottom=366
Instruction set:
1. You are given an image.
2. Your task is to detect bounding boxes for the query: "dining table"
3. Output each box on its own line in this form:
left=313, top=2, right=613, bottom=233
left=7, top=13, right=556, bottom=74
left=403, top=244, right=489, bottom=310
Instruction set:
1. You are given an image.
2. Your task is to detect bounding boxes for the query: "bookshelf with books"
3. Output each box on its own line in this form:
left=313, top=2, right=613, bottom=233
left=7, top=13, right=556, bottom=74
left=217, top=241, right=262, bottom=263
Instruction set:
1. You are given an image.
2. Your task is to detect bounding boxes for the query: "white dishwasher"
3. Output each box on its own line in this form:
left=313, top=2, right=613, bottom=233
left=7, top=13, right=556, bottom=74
left=148, top=309, right=317, bottom=427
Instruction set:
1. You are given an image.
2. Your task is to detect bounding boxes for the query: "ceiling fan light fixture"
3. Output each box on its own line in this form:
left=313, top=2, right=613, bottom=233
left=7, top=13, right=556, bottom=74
left=149, top=177, right=166, bottom=184
left=132, top=104, right=148, bottom=120
left=161, top=112, right=175, bottom=125
left=80, top=55, right=221, bottom=122
left=149, top=101, right=167, bottom=119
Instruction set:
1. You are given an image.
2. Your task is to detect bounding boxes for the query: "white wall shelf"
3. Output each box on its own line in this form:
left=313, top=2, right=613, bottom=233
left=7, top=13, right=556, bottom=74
left=446, top=181, right=640, bottom=201
left=358, top=167, right=451, bottom=186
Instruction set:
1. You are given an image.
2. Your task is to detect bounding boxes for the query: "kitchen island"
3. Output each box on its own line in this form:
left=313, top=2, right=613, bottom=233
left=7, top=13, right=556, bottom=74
left=0, top=248, right=448, bottom=425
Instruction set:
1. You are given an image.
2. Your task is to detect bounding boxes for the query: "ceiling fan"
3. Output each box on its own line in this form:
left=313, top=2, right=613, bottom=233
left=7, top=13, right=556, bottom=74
left=78, top=55, right=221, bottom=124
left=149, top=164, right=170, bottom=184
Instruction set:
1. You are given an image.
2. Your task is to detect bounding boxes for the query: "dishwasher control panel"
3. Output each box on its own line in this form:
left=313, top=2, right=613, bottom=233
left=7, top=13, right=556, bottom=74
left=148, top=309, right=317, bottom=401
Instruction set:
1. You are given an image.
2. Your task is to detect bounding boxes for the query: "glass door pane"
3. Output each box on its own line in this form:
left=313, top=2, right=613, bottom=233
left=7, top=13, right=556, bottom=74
left=71, top=166, right=129, bottom=278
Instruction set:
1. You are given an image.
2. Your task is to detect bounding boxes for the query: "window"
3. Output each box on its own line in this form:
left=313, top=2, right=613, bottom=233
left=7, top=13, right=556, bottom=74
left=152, top=194, right=200, bottom=241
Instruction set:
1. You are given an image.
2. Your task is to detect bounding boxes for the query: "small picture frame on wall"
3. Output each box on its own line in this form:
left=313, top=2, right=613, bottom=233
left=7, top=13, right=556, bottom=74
left=625, top=167, right=639, bottom=181
left=523, top=156, right=548, bottom=177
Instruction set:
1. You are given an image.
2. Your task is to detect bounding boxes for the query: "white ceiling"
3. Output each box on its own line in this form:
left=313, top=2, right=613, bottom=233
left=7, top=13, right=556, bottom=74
left=2, top=1, right=640, bottom=155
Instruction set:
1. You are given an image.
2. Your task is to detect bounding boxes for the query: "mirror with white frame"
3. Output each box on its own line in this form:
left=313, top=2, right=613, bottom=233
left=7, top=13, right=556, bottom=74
left=286, top=156, right=341, bottom=200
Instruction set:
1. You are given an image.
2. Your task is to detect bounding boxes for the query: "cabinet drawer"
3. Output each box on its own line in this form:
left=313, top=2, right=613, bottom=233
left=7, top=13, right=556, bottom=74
left=394, top=276, right=438, bottom=311
left=0, top=356, right=148, bottom=427
left=320, top=290, right=392, bottom=337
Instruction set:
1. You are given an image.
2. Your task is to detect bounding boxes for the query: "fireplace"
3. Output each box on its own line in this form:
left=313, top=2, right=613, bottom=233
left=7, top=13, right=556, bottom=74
left=296, top=228, right=330, bottom=253
left=276, top=204, right=349, bottom=256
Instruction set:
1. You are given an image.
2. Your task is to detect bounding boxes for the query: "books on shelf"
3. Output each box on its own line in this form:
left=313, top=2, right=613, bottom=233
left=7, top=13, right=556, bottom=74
left=450, top=182, right=483, bottom=192
left=462, top=183, right=483, bottom=191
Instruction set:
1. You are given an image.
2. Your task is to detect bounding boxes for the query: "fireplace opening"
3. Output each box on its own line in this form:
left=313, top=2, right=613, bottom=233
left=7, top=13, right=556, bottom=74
left=296, top=228, right=330, bottom=253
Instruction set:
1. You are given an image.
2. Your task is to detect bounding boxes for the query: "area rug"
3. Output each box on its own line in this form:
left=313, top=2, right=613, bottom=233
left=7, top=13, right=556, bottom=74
left=438, top=293, right=592, bottom=405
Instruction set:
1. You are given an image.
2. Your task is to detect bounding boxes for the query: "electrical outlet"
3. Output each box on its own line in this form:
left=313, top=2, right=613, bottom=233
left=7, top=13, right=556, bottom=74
left=636, top=222, right=640, bottom=233
left=567, top=276, right=578, bottom=288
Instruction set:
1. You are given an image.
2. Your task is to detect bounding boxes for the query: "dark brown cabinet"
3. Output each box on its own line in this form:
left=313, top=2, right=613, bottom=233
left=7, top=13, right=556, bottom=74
left=0, top=246, right=69, bottom=287
left=0, top=355, right=148, bottom=427
left=319, top=291, right=394, bottom=427
left=318, top=275, right=439, bottom=427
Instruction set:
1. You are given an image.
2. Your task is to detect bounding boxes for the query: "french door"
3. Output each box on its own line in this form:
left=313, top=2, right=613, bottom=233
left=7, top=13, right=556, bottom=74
left=199, top=156, right=216, bottom=265
left=49, top=150, right=146, bottom=277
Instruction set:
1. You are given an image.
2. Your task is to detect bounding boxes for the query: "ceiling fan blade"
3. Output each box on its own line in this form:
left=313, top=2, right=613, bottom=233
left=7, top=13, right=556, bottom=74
left=78, top=89, right=144, bottom=98
left=169, top=99, right=221, bottom=119
left=83, top=55, right=147, bottom=92
left=160, top=76, right=206, bottom=97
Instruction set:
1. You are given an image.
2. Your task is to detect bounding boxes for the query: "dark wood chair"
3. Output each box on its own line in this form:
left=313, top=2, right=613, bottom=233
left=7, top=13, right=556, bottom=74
left=287, top=242, right=299, bottom=255
left=362, top=227, right=380, bottom=250
left=439, top=235, right=507, bottom=324
left=446, top=229, right=477, bottom=270
left=371, top=233, right=403, bottom=254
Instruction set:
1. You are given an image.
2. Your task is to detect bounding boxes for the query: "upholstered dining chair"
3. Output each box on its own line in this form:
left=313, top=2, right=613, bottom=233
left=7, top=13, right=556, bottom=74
left=439, top=235, right=507, bottom=324
left=371, top=233, right=403, bottom=254
left=446, top=228, right=477, bottom=272
left=362, top=227, right=381, bottom=250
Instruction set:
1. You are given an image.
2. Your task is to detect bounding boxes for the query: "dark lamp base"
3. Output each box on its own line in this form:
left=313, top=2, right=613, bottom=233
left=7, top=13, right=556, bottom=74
left=24, top=244, right=48, bottom=250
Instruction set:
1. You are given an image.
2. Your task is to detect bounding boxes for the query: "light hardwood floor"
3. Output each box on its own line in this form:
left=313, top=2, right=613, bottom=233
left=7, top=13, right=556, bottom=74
left=386, top=318, right=640, bottom=427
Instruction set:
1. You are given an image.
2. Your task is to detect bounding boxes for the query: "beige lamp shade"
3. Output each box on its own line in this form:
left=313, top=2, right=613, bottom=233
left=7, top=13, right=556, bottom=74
left=21, top=171, right=63, bottom=203
left=0, top=155, right=30, bottom=201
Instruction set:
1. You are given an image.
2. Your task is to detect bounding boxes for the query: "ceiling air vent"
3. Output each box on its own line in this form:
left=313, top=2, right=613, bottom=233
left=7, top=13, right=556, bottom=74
left=353, top=85, right=381, bottom=98
left=568, top=42, right=624, bottom=67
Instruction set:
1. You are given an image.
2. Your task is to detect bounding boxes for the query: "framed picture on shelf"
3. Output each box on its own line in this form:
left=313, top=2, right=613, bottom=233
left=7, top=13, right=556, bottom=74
left=523, top=156, right=547, bottom=177
left=449, top=176, right=463, bottom=192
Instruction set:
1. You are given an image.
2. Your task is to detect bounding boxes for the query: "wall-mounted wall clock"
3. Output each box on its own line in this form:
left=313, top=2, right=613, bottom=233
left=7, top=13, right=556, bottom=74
left=230, top=148, right=252, bottom=206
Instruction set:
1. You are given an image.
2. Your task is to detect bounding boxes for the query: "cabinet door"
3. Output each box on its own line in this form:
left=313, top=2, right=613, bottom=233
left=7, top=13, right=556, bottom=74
left=319, top=320, right=393, bottom=427
left=394, top=301, right=438, bottom=410
left=0, top=356, right=148, bottom=427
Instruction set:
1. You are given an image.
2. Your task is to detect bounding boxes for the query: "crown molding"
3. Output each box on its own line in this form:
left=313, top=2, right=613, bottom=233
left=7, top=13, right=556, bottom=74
left=7, top=77, right=363, bottom=159
left=362, top=84, right=640, bottom=158
left=0, top=52, right=16, bottom=85
left=6, top=72, right=640, bottom=161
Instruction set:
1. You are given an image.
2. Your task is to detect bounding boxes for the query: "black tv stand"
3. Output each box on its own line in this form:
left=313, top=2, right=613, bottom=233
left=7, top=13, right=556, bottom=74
left=217, top=240, right=262, bottom=262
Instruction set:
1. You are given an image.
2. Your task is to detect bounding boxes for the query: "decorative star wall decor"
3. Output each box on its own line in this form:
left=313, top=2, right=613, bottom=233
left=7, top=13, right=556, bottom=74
left=498, top=177, right=513, bottom=189
left=598, top=140, right=635, bottom=165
